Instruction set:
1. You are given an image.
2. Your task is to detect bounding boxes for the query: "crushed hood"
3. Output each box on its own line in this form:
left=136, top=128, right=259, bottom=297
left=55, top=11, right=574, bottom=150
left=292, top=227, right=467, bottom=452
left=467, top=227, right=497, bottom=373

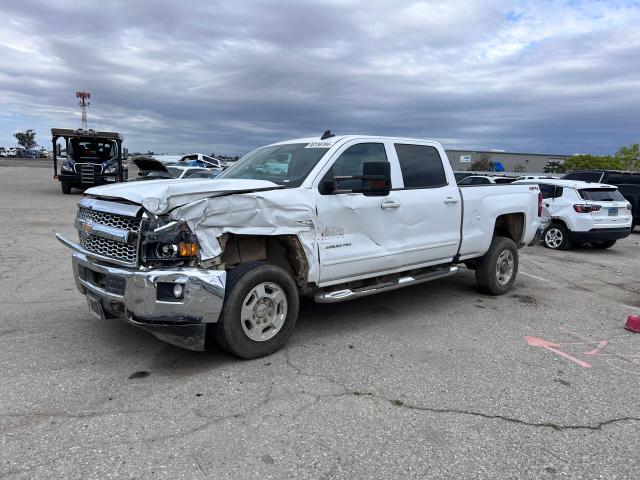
left=85, top=178, right=283, bottom=214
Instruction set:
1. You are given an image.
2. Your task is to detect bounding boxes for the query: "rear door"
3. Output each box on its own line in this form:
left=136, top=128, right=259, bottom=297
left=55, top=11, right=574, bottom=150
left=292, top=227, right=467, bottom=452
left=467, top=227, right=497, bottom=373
left=390, top=142, right=461, bottom=266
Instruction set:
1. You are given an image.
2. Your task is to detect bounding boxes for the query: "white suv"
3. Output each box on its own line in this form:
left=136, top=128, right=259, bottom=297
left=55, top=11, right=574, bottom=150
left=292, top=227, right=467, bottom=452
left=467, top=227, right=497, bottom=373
left=514, top=179, right=632, bottom=249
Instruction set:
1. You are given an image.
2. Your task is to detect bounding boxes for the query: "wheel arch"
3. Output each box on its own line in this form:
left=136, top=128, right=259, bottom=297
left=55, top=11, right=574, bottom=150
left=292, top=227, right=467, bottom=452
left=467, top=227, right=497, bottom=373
left=493, top=212, right=525, bottom=244
left=219, top=234, right=311, bottom=293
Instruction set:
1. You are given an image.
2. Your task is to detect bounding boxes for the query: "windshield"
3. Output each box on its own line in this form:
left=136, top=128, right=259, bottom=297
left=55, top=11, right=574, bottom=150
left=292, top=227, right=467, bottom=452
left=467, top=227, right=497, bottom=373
left=217, top=143, right=330, bottom=186
left=68, top=138, right=117, bottom=162
left=578, top=188, right=625, bottom=201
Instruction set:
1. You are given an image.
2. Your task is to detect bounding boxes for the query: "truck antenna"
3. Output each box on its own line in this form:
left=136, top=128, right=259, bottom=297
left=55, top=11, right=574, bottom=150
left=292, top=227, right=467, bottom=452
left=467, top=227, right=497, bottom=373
left=320, top=130, right=335, bottom=140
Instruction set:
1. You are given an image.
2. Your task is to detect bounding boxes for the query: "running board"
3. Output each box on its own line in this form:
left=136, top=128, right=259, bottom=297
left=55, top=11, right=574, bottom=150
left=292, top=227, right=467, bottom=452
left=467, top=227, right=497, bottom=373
left=315, top=266, right=459, bottom=303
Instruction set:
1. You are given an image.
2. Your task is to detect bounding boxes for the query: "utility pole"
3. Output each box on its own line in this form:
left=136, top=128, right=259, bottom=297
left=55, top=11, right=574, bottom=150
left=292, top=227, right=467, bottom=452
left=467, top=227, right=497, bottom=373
left=76, top=91, right=91, bottom=130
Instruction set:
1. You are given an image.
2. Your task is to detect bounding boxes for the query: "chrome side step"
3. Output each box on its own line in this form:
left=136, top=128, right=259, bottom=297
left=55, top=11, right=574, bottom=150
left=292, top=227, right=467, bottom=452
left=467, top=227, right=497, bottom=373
left=314, top=266, right=459, bottom=303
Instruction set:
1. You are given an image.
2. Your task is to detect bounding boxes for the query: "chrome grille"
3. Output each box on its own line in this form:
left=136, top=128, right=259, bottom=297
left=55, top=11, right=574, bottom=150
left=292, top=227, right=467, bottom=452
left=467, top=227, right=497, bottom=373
left=78, top=207, right=140, bottom=232
left=80, top=234, right=138, bottom=264
left=76, top=200, right=142, bottom=266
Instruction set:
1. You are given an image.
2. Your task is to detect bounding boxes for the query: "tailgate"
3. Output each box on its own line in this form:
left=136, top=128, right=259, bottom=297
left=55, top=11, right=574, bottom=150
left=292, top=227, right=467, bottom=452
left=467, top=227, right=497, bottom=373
left=578, top=188, right=632, bottom=228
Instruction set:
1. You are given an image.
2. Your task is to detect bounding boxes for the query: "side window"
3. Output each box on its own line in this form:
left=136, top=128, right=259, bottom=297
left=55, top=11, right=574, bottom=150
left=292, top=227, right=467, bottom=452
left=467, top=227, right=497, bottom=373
left=323, top=143, right=388, bottom=193
left=539, top=184, right=554, bottom=199
left=394, top=144, right=447, bottom=188
left=564, top=171, right=602, bottom=182
left=553, top=187, right=563, bottom=198
left=607, top=173, right=628, bottom=185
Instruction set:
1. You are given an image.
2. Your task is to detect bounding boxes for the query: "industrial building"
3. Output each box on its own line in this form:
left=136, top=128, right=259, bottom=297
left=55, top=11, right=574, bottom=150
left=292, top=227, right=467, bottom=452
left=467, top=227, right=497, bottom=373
left=445, top=149, right=569, bottom=173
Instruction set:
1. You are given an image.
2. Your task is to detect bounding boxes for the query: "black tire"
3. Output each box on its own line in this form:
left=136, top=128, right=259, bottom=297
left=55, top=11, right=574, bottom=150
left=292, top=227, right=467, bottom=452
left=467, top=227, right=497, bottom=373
left=543, top=222, right=571, bottom=250
left=475, top=236, right=518, bottom=295
left=592, top=240, right=616, bottom=249
left=61, top=182, right=72, bottom=194
left=209, top=262, right=299, bottom=359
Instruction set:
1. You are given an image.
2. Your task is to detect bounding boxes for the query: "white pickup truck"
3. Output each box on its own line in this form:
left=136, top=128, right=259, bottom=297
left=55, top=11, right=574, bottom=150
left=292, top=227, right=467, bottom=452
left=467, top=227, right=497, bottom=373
left=57, top=134, right=543, bottom=358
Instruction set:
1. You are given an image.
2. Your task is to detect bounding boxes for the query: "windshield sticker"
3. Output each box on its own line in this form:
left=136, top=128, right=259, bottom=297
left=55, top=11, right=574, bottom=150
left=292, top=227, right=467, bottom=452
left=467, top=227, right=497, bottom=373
left=305, top=141, right=334, bottom=148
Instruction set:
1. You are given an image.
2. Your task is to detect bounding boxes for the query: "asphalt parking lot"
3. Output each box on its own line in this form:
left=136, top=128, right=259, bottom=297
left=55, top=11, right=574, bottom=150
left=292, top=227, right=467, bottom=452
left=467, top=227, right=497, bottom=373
left=1, top=160, right=639, bottom=479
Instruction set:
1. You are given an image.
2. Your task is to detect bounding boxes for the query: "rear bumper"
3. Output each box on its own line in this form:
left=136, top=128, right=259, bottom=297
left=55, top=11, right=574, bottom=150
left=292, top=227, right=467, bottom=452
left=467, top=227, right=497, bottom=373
left=570, top=227, right=631, bottom=242
left=69, top=250, right=226, bottom=350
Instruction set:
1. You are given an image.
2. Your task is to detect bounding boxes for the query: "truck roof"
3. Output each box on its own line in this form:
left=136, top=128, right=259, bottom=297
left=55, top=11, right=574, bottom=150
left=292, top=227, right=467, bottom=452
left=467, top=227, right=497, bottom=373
left=270, top=134, right=442, bottom=147
left=51, top=128, right=123, bottom=141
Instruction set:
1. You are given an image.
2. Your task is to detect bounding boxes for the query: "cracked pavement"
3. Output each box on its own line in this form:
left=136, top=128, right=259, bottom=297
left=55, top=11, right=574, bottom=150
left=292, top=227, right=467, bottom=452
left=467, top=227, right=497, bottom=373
left=1, top=161, right=640, bottom=479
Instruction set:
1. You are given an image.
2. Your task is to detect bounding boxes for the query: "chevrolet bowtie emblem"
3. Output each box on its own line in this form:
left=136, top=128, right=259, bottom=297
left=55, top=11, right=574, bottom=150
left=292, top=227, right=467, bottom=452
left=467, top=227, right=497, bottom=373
left=81, top=222, right=93, bottom=234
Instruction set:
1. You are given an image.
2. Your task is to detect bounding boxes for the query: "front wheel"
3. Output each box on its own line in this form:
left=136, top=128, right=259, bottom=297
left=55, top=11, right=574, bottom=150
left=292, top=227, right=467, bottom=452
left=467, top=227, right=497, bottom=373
left=61, top=182, right=71, bottom=194
left=209, top=262, right=299, bottom=359
left=475, top=236, right=518, bottom=295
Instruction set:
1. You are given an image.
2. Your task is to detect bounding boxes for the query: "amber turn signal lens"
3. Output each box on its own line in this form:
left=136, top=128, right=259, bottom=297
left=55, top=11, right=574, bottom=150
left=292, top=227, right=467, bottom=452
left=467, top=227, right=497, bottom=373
left=178, top=242, right=198, bottom=257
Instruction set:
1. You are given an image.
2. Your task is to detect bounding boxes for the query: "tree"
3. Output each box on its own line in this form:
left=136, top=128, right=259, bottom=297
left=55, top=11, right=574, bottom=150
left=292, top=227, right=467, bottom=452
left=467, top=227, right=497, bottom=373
left=543, top=161, right=567, bottom=174
left=513, top=163, right=526, bottom=173
left=14, top=129, right=37, bottom=150
left=469, top=153, right=492, bottom=171
left=615, top=143, right=639, bottom=171
left=564, top=154, right=624, bottom=172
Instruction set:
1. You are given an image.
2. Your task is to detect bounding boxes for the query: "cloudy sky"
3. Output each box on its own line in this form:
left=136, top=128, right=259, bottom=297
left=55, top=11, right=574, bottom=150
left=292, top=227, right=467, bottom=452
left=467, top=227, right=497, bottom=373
left=1, top=0, right=639, bottom=155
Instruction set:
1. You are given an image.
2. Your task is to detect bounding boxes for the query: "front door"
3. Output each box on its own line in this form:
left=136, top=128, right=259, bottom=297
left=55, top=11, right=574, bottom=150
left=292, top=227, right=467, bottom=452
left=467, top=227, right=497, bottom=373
left=315, top=141, right=406, bottom=285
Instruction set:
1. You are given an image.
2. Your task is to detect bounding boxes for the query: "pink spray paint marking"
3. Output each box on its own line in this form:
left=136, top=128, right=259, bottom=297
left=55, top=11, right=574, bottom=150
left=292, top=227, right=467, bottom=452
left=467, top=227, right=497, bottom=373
left=525, top=336, right=592, bottom=369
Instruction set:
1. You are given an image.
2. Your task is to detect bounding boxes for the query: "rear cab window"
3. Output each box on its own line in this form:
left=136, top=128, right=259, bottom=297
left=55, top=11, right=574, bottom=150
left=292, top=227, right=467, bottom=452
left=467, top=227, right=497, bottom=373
left=394, top=144, right=447, bottom=188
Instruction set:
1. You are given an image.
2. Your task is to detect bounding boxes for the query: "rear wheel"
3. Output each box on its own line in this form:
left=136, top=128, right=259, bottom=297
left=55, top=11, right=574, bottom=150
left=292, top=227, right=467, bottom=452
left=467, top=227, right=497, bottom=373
left=543, top=223, right=571, bottom=250
left=475, top=236, right=518, bottom=295
left=209, top=262, right=299, bottom=359
left=61, top=182, right=71, bottom=194
left=592, top=240, right=616, bottom=249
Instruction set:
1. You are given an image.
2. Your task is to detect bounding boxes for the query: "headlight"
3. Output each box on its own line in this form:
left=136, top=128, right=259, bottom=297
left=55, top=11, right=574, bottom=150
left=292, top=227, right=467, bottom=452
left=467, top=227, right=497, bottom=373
left=104, top=164, right=117, bottom=174
left=61, top=160, right=74, bottom=172
left=141, top=218, right=199, bottom=265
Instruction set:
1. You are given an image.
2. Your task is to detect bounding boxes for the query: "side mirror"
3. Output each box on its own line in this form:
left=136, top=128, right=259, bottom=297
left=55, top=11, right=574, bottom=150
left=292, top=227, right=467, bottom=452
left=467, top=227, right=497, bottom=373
left=361, top=162, right=391, bottom=196
left=123, top=148, right=128, bottom=159
left=56, top=143, right=62, bottom=156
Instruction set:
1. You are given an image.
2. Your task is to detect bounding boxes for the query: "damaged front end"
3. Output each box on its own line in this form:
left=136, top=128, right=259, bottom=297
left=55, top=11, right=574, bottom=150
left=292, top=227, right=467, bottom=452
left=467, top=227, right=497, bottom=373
left=56, top=197, right=226, bottom=350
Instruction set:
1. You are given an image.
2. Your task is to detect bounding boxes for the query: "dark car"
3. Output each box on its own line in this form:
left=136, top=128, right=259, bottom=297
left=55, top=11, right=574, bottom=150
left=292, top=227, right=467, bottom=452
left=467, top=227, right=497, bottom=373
left=562, top=170, right=640, bottom=230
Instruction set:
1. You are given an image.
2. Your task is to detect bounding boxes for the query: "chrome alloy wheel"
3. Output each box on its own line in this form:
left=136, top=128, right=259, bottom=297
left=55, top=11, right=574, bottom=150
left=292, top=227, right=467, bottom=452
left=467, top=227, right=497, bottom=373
left=495, top=250, right=515, bottom=286
left=240, top=282, right=288, bottom=342
left=544, top=227, right=563, bottom=249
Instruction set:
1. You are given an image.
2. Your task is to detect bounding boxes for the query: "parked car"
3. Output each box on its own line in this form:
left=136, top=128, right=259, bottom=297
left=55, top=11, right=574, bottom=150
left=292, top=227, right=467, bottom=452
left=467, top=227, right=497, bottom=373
left=458, top=175, right=515, bottom=185
left=180, top=169, right=222, bottom=179
left=514, top=179, right=632, bottom=249
left=562, top=170, right=640, bottom=230
left=0, top=148, right=7, bottom=157
left=57, top=134, right=544, bottom=358
left=514, top=175, right=558, bottom=182
left=39, top=148, right=49, bottom=158
left=131, top=156, right=215, bottom=181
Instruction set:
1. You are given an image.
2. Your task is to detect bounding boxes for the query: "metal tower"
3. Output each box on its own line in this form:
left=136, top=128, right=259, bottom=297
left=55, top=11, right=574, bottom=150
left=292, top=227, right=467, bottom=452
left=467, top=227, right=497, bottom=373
left=76, top=91, right=91, bottom=130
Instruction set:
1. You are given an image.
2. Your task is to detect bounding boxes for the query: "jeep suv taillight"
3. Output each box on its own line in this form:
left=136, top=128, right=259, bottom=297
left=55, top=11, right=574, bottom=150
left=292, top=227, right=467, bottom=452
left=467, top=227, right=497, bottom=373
left=573, top=204, right=602, bottom=213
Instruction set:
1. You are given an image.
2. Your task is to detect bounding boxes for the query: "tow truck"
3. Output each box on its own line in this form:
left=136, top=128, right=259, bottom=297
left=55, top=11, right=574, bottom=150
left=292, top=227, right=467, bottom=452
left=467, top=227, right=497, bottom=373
left=52, top=128, right=128, bottom=194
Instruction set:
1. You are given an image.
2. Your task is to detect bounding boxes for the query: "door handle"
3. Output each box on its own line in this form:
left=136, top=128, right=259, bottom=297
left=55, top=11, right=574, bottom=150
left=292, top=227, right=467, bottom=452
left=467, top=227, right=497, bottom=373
left=444, top=197, right=459, bottom=204
left=380, top=200, right=401, bottom=209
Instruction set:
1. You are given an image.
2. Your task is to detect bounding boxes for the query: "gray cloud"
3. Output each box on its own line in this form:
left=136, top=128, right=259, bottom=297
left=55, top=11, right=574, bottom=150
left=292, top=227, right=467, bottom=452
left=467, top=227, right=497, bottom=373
left=1, top=0, right=639, bottom=155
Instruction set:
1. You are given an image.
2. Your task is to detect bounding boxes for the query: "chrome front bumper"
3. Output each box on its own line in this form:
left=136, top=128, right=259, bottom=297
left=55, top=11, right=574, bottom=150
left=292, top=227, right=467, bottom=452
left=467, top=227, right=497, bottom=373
left=60, top=235, right=226, bottom=351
